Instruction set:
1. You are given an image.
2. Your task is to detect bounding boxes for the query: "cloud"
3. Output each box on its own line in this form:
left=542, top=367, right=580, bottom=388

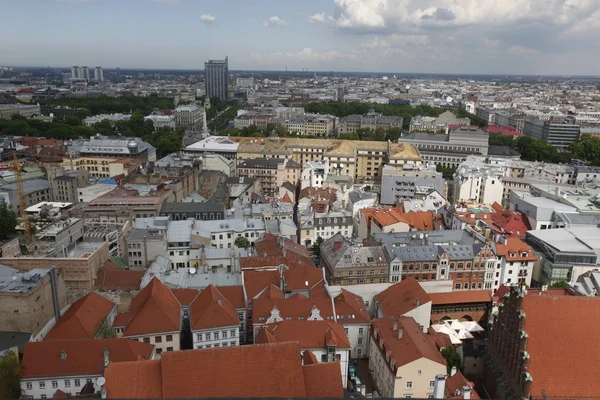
left=200, top=14, right=216, bottom=24
left=308, top=13, right=327, bottom=23
left=251, top=47, right=358, bottom=64
left=264, top=16, right=287, bottom=28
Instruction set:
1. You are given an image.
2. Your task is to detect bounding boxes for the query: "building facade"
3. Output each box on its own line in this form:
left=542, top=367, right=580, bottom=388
left=205, top=57, right=229, bottom=100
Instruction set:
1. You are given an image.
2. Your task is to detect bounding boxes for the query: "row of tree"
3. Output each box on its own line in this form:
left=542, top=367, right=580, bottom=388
left=209, top=104, right=241, bottom=131
left=39, top=95, right=175, bottom=115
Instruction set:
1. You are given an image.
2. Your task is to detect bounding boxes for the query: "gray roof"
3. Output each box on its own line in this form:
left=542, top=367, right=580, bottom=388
left=0, top=265, right=52, bottom=294
left=133, top=217, right=170, bottom=230
left=1, top=179, right=50, bottom=195
left=73, top=135, right=155, bottom=156
left=167, top=220, right=194, bottom=243
left=322, top=234, right=387, bottom=269
left=238, top=158, right=287, bottom=169
left=126, top=228, right=166, bottom=241
left=160, top=201, right=225, bottom=214
left=381, top=174, right=444, bottom=205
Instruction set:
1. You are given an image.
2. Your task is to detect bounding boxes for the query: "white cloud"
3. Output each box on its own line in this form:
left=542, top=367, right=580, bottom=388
left=251, top=47, right=358, bottom=63
left=200, top=14, right=216, bottom=24
left=264, top=16, right=287, bottom=28
left=308, top=13, right=327, bottom=23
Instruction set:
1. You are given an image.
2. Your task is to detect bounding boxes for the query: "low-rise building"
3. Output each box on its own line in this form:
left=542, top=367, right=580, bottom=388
left=338, top=109, right=403, bottom=134
left=271, top=113, right=336, bottom=136
left=190, top=285, right=241, bottom=350
left=68, top=135, right=156, bottom=162
left=409, top=111, right=470, bottom=133
left=173, top=104, right=204, bottom=130
left=50, top=170, right=89, bottom=203
left=20, top=338, right=155, bottom=399
left=381, top=164, right=445, bottom=205
left=236, top=157, right=301, bottom=198
left=333, top=289, right=371, bottom=359
left=494, top=237, right=537, bottom=290
left=159, top=201, right=225, bottom=221
left=369, top=316, right=447, bottom=399
left=144, top=115, right=175, bottom=130
left=125, top=228, right=167, bottom=268
left=374, top=277, right=432, bottom=330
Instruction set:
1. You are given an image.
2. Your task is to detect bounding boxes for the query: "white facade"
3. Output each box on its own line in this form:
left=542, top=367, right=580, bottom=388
left=304, top=347, right=350, bottom=385
left=301, top=160, right=330, bottom=190
left=144, top=115, right=176, bottom=131
left=342, top=323, right=370, bottom=359
left=193, top=326, right=240, bottom=350
left=455, top=174, right=504, bottom=205
left=22, top=375, right=100, bottom=399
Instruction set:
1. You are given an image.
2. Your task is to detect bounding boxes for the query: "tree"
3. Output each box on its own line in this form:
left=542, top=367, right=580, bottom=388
left=234, top=236, right=251, bottom=249
left=0, top=350, right=21, bottom=400
left=442, top=346, right=462, bottom=374
left=311, top=236, right=325, bottom=258
left=95, top=317, right=116, bottom=338
left=0, top=202, right=17, bottom=240
left=551, top=280, right=567, bottom=288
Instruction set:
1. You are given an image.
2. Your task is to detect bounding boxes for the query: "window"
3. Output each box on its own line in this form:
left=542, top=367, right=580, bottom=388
left=230, top=329, right=236, bottom=337
left=166, top=335, right=173, bottom=342
left=206, top=332, right=212, bottom=340
left=455, top=284, right=461, bottom=290
left=26, top=382, right=32, bottom=390
left=74, top=379, right=80, bottom=387
left=358, top=338, right=363, bottom=345
left=156, top=348, right=163, bottom=354
left=429, top=380, right=435, bottom=388
left=358, top=327, right=364, bottom=335
left=41, top=396, right=47, bottom=399
left=39, top=382, right=46, bottom=389
left=406, top=381, right=413, bottom=389
left=357, top=349, right=362, bottom=357
left=52, top=381, right=58, bottom=389
left=167, top=347, right=174, bottom=351
left=215, top=331, right=220, bottom=339
left=155, top=336, right=162, bottom=343
left=64, top=380, right=71, bottom=388
left=222, top=330, right=228, bottom=338
left=143, top=337, right=150, bottom=343
left=86, top=379, right=93, bottom=384
left=417, top=370, right=422, bottom=375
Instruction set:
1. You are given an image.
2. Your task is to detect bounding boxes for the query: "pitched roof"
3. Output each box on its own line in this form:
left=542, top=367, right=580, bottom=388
left=117, top=277, right=181, bottom=336
left=333, top=289, right=370, bottom=324
left=253, top=297, right=335, bottom=323
left=45, top=292, right=115, bottom=341
left=446, top=370, right=480, bottom=399
left=256, top=320, right=351, bottom=349
left=375, top=277, right=432, bottom=317
left=303, top=362, right=345, bottom=398
left=361, top=208, right=435, bottom=231
left=94, top=260, right=145, bottom=292
left=20, top=339, right=154, bottom=379
left=495, top=238, right=537, bottom=261
left=243, top=268, right=326, bottom=300
left=104, top=359, right=163, bottom=398
left=523, top=295, right=600, bottom=399
left=215, top=285, right=246, bottom=309
left=371, top=317, right=447, bottom=369
left=429, top=290, right=492, bottom=306
left=170, top=288, right=200, bottom=306
left=189, top=285, right=239, bottom=330
left=105, top=342, right=342, bottom=398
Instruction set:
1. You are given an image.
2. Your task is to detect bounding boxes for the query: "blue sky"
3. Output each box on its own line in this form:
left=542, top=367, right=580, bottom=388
left=2, top=0, right=600, bottom=74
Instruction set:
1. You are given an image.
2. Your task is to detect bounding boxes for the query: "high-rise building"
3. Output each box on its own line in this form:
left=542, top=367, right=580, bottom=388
left=71, top=66, right=80, bottom=79
left=94, top=66, right=104, bottom=81
left=205, top=56, right=229, bottom=100
left=81, top=66, right=90, bottom=81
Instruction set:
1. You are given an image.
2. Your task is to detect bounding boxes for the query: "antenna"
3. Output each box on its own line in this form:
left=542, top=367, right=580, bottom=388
left=96, top=377, right=106, bottom=387
left=189, top=267, right=197, bottom=274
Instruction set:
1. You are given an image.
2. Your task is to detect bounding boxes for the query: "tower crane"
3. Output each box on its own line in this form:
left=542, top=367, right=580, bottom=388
left=11, top=153, right=31, bottom=239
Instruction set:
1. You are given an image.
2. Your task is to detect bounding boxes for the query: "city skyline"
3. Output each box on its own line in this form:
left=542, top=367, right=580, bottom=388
left=2, top=0, right=600, bottom=75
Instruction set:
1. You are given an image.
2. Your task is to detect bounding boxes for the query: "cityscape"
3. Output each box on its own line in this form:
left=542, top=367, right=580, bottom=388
left=1, top=1, right=600, bottom=400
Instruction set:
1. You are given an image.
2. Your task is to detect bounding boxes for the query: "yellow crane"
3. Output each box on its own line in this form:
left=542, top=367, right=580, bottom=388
left=12, top=153, right=31, bottom=239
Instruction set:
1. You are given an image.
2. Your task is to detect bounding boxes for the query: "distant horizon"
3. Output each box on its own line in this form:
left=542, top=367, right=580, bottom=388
left=2, top=64, right=599, bottom=79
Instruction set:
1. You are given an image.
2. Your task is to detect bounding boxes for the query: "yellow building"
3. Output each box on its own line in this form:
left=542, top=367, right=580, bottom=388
left=60, top=156, right=142, bottom=179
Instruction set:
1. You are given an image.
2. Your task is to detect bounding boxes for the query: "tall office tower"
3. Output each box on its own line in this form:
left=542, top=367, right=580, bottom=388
left=71, top=66, right=80, bottom=79
left=81, top=66, right=90, bottom=81
left=94, top=66, right=104, bottom=81
left=204, top=56, right=229, bottom=100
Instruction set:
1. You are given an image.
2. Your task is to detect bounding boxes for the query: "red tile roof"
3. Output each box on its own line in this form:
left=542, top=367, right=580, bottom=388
left=375, top=277, right=432, bottom=317
left=429, top=290, right=492, bottom=306
left=361, top=208, right=435, bottom=231
left=371, top=317, right=447, bottom=369
left=253, top=297, right=335, bottom=323
left=333, top=289, right=370, bottom=324
left=485, top=125, right=523, bottom=136
left=170, top=288, right=200, bottom=306
left=495, top=238, right=537, bottom=262
left=45, top=292, right=115, bottom=341
left=489, top=210, right=531, bottom=239
left=104, top=342, right=343, bottom=398
left=20, top=338, right=154, bottom=379
left=243, top=268, right=326, bottom=300
left=189, top=285, right=239, bottom=330
left=116, top=277, right=181, bottom=336
left=446, top=370, right=480, bottom=399
left=104, top=359, right=162, bottom=398
left=256, top=320, right=351, bottom=349
left=94, top=260, right=145, bottom=292
left=216, top=285, right=246, bottom=309
left=523, top=295, right=600, bottom=399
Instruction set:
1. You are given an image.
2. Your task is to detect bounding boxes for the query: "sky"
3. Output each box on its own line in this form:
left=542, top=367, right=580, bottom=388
left=2, top=0, right=600, bottom=75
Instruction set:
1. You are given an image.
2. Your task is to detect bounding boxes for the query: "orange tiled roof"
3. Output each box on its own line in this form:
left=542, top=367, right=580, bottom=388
left=243, top=268, right=326, bottom=300
left=361, top=208, right=435, bottom=231
left=170, top=288, right=200, bottom=306
left=216, top=285, right=246, bottom=309
left=117, top=277, right=181, bottom=336
left=446, top=370, right=480, bottom=399
left=371, top=317, right=447, bottom=369
left=523, top=295, right=600, bottom=398
left=256, top=320, right=351, bottom=349
left=45, top=292, right=115, bottom=341
left=333, top=289, right=370, bottom=324
left=495, top=238, right=537, bottom=261
left=429, top=290, right=492, bottom=306
left=252, top=297, right=335, bottom=323
left=104, top=359, right=162, bottom=398
left=20, top=338, right=154, bottom=379
left=303, top=362, right=345, bottom=398
left=375, top=277, right=432, bottom=317
left=94, top=260, right=145, bottom=292
left=189, top=285, right=239, bottom=331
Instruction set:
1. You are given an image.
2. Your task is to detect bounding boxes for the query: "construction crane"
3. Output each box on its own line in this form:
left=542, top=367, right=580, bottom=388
left=12, top=153, right=31, bottom=239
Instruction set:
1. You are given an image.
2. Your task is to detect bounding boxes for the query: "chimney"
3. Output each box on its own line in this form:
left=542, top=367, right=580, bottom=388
left=397, top=329, right=403, bottom=339
left=451, top=366, right=457, bottom=376
left=462, top=386, right=471, bottom=400
left=433, top=374, right=446, bottom=399
left=103, top=348, right=109, bottom=367
left=392, top=321, right=398, bottom=331
left=217, top=298, right=222, bottom=306
left=60, top=350, right=67, bottom=360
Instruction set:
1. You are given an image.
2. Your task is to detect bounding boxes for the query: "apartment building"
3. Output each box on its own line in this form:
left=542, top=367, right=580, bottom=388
left=381, top=164, right=445, bottom=205
left=125, top=228, right=167, bottom=268
left=236, top=157, right=301, bottom=197
left=321, top=234, right=389, bottom=285
left=523, top=118, right=581, bottom=150
left=369, top=317, right=447, bottom=399
left=190, top=285, right=240, bottom=350
left=337, top=109, right=403, bottom=134
left=493, top=237, right=537, bottom=290
left=333, top=289, right=371, bottom=359
left=0, top=179, right=51, bottom=212
left=144, top=115, right=176, bottom=131
left=69, top=135, right=156, bottom=162
left=271, top=113, right=336, bottom=136
left=61, top=156, right=141, bottom=179
left=173, top=104, right=204, bottom=130
left=301, top=210, right=353, bottom=247
left=50, top=170, right=89, bottom=203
